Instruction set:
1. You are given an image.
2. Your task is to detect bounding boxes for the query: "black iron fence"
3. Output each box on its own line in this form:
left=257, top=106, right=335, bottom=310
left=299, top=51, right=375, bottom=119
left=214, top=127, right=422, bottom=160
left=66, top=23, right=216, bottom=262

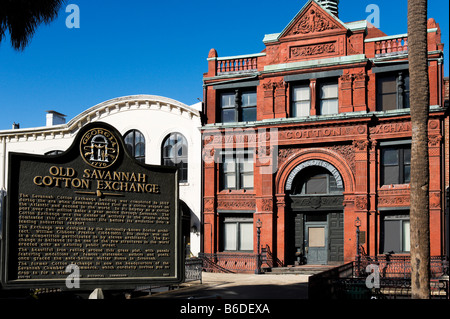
left=356, top=254, right=449, bottom=279
left=185, top=257, right=203, bottom=283
left=331, top=277, right=449, bottom=299
left=308, top=262, right=355, bottom=299
left=133, top=257, right=203, bottom=295
left=309, top=255, right=449, bottom=299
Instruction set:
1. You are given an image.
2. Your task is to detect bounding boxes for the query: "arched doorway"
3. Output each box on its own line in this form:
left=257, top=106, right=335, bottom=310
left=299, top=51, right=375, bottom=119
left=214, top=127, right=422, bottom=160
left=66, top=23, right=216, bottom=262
left=285, top=160, right=344, bottom=265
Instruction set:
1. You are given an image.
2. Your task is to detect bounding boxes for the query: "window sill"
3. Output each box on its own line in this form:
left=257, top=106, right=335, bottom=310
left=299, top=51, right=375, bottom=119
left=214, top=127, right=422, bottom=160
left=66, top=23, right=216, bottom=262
left=179, top=182, right=189, bottom=186
left=209, top=120, right=259, bottom=128
left=218, top=189, right=255, bottom=195
left=379, top=184, right=410, bottom=190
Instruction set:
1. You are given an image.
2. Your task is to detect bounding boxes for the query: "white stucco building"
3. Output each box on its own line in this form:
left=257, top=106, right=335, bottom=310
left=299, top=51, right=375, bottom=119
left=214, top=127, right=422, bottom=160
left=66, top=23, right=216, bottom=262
left=0, top=95, right=203, bottom=256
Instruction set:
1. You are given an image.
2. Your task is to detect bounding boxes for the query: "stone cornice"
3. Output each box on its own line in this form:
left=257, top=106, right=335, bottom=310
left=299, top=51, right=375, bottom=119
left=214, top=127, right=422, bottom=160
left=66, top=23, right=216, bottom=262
left=0, top=95, right=200, bottom=142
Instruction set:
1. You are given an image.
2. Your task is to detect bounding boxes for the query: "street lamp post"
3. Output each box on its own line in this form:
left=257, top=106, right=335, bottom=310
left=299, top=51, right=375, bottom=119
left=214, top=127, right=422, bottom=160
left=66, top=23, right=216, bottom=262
left=256, top=219, right=262, bottom=274
left=355, top=217, right=361, bottom=276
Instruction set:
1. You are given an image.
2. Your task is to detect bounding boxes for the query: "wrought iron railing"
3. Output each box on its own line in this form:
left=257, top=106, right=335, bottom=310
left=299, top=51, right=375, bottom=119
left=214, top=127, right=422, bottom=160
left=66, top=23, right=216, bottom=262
left=261, top=245, right=283, bottom=269
left=309, top=255, right=449, bottom=299
left=331, top=277, right=449, bottom=300
left=185, top=258, right=203, bottom=283
left=199, top=245, right=280, bottom=273
left=199, top=252, right=258, bottom=273
left=356, top=252, right=449, bottom=279
left=133, top=257, right=203, bottom=295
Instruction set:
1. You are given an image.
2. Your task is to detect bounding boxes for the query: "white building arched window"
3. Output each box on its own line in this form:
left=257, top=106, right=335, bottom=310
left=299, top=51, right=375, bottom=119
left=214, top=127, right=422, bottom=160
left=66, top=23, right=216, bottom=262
left=124, top=130, right=145, bottom=163
left=162, top=133, right=188, bottom=183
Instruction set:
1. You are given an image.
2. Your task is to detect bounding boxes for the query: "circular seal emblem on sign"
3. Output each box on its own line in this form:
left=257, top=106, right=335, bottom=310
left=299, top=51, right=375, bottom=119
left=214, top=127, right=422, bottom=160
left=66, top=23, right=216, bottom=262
left=80, top=128, right=119, bottom=169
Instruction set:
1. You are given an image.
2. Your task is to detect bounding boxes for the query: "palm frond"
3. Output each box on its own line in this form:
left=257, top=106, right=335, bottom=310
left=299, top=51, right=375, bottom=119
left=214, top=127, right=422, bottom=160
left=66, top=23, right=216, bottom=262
left=0, top=0, right=67, bottom=50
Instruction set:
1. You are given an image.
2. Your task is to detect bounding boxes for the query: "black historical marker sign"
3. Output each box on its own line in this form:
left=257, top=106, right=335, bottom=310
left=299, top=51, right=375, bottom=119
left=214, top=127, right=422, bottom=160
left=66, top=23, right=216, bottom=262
left=1, top=122, right=184, bottom=290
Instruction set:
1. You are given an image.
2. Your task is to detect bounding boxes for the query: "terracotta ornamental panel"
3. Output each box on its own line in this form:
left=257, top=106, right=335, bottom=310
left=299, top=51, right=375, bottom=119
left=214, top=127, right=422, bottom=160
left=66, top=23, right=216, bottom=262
left=217, top=194, right=256, bottom=211
left=289, top=40, right=342, bottom=60
left=378, top=187, right=410, bottom=207
left=278, top=144, right=356, bottom=176
left=283, top=3, right=345, bottom=38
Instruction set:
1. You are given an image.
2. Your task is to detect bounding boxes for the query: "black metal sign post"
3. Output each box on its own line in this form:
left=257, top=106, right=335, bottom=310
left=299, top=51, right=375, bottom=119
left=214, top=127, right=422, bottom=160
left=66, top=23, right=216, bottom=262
left=0, top=189, right=5, bottom=241
left=1, top=122, right=184, bottom=291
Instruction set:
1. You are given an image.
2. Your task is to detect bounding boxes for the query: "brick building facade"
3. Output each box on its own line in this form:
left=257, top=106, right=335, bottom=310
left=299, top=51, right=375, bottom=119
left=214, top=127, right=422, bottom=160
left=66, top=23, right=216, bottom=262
left=201, top=0, right=449, bottom=269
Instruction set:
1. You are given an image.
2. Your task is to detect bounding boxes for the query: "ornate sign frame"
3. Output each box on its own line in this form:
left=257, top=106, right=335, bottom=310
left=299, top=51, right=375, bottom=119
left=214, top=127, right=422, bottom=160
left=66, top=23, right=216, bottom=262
left=1, top=122, right=183, bottom=290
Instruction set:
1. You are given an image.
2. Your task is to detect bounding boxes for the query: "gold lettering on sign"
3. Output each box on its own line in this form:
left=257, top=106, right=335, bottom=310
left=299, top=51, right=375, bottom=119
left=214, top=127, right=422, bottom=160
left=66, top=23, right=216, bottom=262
left=33, top=167, right=160, bottom=194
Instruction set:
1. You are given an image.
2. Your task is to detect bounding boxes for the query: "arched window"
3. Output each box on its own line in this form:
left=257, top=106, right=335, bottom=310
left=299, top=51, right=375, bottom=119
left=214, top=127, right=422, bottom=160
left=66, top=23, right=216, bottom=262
left=124, top=130, right=145, bottom=163
left=162, top=133, right=188, bottom=183
left=291, top=166, right=343, bottom=195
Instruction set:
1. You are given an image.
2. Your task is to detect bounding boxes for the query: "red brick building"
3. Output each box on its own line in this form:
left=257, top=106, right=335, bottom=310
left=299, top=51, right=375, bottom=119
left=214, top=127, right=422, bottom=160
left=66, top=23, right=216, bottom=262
left=201, top=0, right=449, bottom=269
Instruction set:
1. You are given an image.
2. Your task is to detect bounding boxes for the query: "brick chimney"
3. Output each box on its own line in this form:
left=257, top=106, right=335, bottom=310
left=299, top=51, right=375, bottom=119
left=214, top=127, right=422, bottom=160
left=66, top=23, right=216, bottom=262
left=316, top=0, right=339, bottom=17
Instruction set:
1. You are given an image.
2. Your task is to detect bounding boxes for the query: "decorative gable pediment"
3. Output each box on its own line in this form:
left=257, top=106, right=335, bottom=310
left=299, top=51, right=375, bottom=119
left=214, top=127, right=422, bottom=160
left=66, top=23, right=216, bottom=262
left=280, top=0, right=347, bottom=39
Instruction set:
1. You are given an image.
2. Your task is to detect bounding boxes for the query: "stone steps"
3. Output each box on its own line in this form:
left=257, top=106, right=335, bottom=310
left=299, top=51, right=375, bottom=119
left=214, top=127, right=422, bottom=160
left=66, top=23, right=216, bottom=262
left=264, top=265, right=337, bottom=275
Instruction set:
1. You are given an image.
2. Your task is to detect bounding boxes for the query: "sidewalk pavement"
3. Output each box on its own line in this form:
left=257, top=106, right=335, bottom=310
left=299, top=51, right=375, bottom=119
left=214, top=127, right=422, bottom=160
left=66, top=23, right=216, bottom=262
left=142, top=272, right=311, bottom=299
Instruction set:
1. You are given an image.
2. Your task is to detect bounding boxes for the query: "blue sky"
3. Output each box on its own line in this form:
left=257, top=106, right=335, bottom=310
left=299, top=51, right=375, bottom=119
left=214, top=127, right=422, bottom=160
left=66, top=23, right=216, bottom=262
left=0, top=0, right=448, bottom=130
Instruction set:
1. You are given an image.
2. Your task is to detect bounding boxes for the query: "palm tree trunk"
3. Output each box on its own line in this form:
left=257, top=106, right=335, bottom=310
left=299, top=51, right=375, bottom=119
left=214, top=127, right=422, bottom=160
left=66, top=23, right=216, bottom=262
left=408, top=0, right=431, bottom=299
